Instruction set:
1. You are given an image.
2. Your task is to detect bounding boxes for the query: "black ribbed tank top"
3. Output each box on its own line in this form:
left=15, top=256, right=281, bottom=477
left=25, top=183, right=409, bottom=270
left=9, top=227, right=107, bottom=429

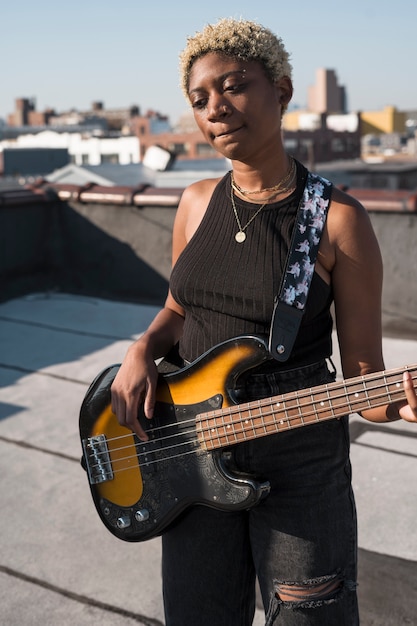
left=170, top=161, right=333, bottom=370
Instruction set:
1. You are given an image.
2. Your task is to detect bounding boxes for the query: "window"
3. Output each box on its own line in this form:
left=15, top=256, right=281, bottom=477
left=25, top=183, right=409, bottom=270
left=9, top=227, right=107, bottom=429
left=168, top=143, right=188, bottom=155
left=331, top=138, right=345, bottom=153
left=196, top=143, right=217, bottom=156
left=102, top=154, right=119, bottom=164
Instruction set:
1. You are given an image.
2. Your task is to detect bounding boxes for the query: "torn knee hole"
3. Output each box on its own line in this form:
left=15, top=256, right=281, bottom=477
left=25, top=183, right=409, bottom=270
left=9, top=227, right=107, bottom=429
left=275, top=573, right=343, bottom=603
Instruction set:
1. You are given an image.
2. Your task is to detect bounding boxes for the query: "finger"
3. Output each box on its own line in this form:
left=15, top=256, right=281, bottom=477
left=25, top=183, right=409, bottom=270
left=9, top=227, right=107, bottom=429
left=403, top=371, right=417, bottom=416
left=110, top=392, right=124, bottom=426
left=111, top=390, right=149, bottom=441
left=110, top=381, right=127, bottom=423
left=131, top=422, right=149, bottom=442
left=125, top=398, right=149, bottom=442
left=143, top=379, right=156, bottom=420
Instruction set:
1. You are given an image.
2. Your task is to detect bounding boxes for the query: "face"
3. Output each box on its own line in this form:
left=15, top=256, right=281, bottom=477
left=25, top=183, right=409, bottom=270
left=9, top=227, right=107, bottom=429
left=187, top=52, right=292, bottom=161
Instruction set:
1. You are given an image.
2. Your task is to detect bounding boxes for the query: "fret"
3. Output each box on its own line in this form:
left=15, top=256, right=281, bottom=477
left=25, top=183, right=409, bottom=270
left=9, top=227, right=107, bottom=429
left=242, top=417, right=252, bottom=441
left=274, top=400, right=289, bottom=430
left=209, top=412, right=224, bottom=448
left=251, top=407, right=273, bottom=440
left=346, top=380, right=366, bottom=412
left=384, top=372, right=402, bottom=404
left=230, top=408, right=241, bottom=444
left=247, top=404, right=257, bottom=434
left=208, top=407, right=232, bottom=447
left=306, top=387, right=334, bottom=422
left=283, top=399, right=293, bottom=429
left=363, top=375, right=374, bottom=409
left=343, top=378, right=354, bottom=414
left=325, top=382, right=341, bottom=417
left=234, top=405, right=256, bottom=444
left=223, top=411, right=235, bottom=445
left=296, top=393, right=304, bottom=426
left=325, top=384, right=334, bottom=419
left=239, top=407, right=251, bottom=442
left=309, top=390, right=321, bottom=423
left=258, top=399, right=269, bottom=436
left=279, top=394, right=305, bottom=428
left=219, top=410, right=227, bottom=445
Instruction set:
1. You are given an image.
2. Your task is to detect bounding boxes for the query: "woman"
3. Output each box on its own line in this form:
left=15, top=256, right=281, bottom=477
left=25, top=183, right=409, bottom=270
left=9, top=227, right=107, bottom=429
left=111, top=18, right=417, bottom=625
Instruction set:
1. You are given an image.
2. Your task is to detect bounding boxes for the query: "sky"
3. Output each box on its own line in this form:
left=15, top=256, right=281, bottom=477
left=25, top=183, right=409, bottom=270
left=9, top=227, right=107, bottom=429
left=2, top=0, right=416, bottom=125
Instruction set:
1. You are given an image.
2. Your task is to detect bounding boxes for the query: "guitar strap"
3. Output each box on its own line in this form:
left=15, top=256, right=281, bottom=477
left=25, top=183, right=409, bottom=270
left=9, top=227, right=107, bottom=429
left=268, top=171, right=333, bottom=362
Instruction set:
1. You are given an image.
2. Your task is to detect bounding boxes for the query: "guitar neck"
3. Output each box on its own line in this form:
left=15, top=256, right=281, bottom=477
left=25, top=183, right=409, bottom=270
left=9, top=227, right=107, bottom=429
left=196, top=364, right=417, bottom=451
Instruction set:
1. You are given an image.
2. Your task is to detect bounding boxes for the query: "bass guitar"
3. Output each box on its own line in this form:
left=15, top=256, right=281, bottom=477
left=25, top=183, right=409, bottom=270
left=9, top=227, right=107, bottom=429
left=79, top=334, right=416, bottom=542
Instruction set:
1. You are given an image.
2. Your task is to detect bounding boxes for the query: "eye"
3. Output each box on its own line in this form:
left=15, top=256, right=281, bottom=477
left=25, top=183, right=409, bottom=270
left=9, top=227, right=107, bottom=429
left=223, top=74, right=247, bottom=94
left=191, top=98, right=207, bottom=110
left=189, top=92, right=208, bottom=110
left=225, top=82, right=238, bottom=93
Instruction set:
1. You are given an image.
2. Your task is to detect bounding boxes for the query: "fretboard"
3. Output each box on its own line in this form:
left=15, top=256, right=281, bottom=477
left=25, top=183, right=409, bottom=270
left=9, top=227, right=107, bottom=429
left=196, top=365, right=417, bottom=451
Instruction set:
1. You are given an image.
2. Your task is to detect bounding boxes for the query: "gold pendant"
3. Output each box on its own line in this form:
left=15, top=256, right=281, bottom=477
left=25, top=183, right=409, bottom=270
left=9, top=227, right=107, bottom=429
left=235, top=231, right=246, bottom=243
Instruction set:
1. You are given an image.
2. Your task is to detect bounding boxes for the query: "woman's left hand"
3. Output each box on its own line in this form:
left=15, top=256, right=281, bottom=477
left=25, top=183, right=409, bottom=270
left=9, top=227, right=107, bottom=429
left=399, top=371, right=417, bottom=422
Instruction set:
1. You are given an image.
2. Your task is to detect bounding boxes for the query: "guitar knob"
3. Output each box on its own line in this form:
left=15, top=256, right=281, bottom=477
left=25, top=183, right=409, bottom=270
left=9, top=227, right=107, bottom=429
left=135, top=509, right=150, bottom=523
left=116, top=515, right=131, bottom=529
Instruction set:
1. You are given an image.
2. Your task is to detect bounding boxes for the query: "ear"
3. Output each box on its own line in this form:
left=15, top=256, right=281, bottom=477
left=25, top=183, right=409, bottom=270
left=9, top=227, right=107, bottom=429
left=276, top=76, right=293, bottom=109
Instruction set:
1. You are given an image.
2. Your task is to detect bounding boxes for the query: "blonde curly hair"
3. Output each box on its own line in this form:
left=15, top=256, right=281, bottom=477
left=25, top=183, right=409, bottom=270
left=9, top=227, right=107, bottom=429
left=179, top=17, right=292, bottom=100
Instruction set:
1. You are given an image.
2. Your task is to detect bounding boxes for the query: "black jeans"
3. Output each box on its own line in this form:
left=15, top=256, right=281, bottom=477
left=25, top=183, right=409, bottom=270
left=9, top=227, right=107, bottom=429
left=162, top=361, right=359, bottom=625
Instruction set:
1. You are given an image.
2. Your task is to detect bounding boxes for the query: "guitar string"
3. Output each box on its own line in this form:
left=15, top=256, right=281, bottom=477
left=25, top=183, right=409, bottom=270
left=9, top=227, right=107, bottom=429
left=90, top=369, right=415, bottom=461
left=90, top=382, right=406, bottom=469
left=85, top=368, right=416, bottom=476
left=104, top=364, right=416, bottom=451
left=87, top=382, right=408, bottom=476
left=88, top=373, right=407, bottom=478
left=88, top=369, right=416, bottom=470
left=103, top=365, right=417, bottom=451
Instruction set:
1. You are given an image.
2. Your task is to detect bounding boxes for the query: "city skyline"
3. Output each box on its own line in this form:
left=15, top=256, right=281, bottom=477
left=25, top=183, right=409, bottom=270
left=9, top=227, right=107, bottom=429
left=3, top=0, right=416, bottom=126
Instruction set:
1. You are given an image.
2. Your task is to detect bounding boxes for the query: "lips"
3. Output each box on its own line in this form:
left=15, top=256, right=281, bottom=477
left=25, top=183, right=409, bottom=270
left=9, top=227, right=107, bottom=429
left=215, top=126, right=243, bottom=138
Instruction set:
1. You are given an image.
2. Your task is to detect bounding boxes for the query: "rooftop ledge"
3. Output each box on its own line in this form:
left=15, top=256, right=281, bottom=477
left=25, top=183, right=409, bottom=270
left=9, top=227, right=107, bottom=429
left=0, top=179, right=183, bottom=208
left=1, top=179, right=417, bottom=212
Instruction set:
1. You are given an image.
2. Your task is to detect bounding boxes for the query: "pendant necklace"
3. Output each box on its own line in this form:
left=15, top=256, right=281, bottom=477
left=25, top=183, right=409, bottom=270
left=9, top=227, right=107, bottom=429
left=230, top=182, right=267, bottom=243
left=230, top=158, right=296, bottom=243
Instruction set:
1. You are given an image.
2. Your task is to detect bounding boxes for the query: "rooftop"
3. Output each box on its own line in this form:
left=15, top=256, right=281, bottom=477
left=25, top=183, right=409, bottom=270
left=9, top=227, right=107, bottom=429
left=0, top=292, right=416, bottom=624
left=1, top=157, right=417, bottom=623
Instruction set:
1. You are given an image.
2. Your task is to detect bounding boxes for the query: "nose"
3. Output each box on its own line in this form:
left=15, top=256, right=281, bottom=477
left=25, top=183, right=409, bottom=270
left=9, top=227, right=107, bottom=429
left=206, top=96, right=231, bottom=121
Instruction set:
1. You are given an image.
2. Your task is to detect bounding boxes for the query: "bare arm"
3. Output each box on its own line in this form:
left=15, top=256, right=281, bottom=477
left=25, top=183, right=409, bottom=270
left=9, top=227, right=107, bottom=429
left=110, top=301, right=184, bottom=440
left=325, top=188, right=417, bottom=424
left=110, top=178, right=219, bottom=440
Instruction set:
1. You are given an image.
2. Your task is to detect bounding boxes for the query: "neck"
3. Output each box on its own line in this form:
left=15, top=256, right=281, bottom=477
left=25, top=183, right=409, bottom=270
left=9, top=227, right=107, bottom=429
left=231, top=156, right=296, bottom=203
left=232, top=153, right=292, bottom=185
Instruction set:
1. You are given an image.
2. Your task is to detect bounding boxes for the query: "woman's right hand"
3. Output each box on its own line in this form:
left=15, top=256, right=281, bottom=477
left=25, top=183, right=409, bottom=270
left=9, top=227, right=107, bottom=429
left=110, top=303, right=185, bottom=441
left=110, top=340, right=158, bottom=441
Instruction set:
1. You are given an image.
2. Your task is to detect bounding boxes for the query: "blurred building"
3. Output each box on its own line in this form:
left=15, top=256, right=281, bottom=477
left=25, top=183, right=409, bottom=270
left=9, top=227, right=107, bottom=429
left=0, top=130, right=140, bottom=167
left=0, top=147, right=69, bottom=177
left=2, top=70, right=416, bottom=170
left=308, top=68, right=347, bottom=114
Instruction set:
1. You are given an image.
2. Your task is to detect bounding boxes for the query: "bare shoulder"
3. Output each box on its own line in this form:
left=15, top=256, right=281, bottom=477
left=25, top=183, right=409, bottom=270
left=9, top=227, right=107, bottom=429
left=328, top=186, right=371, bottom=227
left=325, top=186, right=379, bottom=249
left=318, top=186, right=381, bottom=277
left=176, top=176, right=223, bottom=242
left=326, top=185, right=382, bottom=283
left=180, top=176, right=222, bottom=205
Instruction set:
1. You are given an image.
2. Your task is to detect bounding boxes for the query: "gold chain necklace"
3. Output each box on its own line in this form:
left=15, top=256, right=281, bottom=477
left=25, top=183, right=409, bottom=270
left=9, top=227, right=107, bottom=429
left=230, top=183, right=268, bottom=243
left=231, top=157, right=295, bottom=198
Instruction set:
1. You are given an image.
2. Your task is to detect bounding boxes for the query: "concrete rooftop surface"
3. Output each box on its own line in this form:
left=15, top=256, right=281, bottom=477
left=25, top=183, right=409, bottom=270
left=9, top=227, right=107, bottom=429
left=0, top=292, right=416, bottom=626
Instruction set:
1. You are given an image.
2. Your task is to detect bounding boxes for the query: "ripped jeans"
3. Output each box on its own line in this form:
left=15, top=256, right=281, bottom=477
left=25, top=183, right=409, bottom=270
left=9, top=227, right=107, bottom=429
left=162, top=361, right=359, bottom=625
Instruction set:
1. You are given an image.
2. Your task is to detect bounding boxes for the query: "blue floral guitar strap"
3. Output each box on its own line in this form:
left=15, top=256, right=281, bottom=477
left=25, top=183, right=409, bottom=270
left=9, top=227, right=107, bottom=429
left=268, top=172, right=333, bottom=362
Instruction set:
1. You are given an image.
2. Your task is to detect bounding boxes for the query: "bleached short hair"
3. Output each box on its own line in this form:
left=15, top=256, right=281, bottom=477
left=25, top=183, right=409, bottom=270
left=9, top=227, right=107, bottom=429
left=179, top=17, right=292, bottom=99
